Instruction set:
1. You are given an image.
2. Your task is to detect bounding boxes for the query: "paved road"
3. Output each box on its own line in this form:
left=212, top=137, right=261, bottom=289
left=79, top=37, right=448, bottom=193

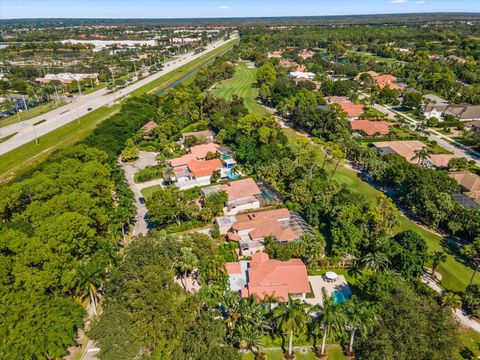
left=0, top=36, right=237, bottom=156
left=374, top=103, right=480, bottom=167
left=120, top=151, right=159, bottom=236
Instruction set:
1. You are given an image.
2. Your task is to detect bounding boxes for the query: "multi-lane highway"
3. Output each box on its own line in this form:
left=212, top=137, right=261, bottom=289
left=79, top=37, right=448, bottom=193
left=0, top=36, right=236, bottom=156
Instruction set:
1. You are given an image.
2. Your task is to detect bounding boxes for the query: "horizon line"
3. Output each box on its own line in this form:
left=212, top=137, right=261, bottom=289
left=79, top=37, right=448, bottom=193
left=2, top=11, right=480, bottom=21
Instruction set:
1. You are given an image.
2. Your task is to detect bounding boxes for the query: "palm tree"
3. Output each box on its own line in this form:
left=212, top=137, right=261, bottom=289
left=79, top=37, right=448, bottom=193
left=411, top=147, right=431, bottom=166
left=361, top=252, right=390, bottom=272
left=461, top=237, right=480, bottom=284
left=312, top=289, right=346, bottom=356
left=234, top=324, right=264, bottom=354
left=74, top=260, right=104, bottom=316
left=272, top=298, right=309, bottom=358
left=347, top=261, right=363, bottom=280
left=177, top=247, right=198, bottom=290
left=343, top=297, right=376, bottom=354
left=430, top=251, right=447, bottom=277
left=441, top=292, right=462, bottom=309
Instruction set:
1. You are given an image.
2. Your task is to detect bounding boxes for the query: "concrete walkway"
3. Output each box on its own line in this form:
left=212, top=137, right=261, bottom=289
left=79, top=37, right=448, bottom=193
left=422, top=273, right=480, bottom=333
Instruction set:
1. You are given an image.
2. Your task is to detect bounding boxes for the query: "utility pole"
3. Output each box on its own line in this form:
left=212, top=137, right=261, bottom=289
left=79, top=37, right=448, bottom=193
left=14, top=101, right=21, bottom=123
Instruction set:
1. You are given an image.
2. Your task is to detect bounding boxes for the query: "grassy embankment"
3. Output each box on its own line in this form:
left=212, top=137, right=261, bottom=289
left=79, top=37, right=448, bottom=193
left=0, top=38, right=239, bottom=183
left=213, top=62, right=479, bottom=293
left=0, top=100, right=66, bottom=127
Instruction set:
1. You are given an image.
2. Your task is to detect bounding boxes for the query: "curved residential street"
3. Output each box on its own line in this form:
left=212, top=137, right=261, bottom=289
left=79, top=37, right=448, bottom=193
left=0, top=36, right=237, bottom=156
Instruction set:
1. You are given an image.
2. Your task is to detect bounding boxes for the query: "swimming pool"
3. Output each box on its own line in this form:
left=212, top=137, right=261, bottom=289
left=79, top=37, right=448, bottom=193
left=224, top=170, right=240, bottom=180
left=332, top=288, right=352, bottom=304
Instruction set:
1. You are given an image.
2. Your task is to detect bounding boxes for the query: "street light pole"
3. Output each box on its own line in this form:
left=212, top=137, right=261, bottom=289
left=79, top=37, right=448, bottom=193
left=33, top=125, right=38, bottom=144
left=76, top=109, right=80, bottom=124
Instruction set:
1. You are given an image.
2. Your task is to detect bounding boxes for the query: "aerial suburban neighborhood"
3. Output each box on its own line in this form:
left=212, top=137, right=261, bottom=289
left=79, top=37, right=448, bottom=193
left=0, top=1, right=480, bottom=360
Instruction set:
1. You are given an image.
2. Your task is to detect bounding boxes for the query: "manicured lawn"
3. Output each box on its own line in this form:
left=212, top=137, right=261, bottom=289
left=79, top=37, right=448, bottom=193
left=0, top=100, right=66, bottom=127
left=0, top=39, right=239, bottom=183
left=241, top=345, right=346, bottom=360
left=213, top=61, right=267, bottom=116
left=456, top=329, right=480, bottom=360
left=140, top=185, right=162, bottom=199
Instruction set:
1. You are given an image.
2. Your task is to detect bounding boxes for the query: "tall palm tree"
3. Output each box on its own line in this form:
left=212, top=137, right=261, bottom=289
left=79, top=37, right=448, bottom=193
left=361, top=252, right=390, bottom=272
left=441, top=292, right=462, bottom=309
left=312, top=289, right=346, bottom=356
left=272, top=298, right=310, bottom=357
left=75, top=260, right=104, bottom=316
left=430, top=251, right=447, bottom=277
left=177, top=247, right=198, bottom=290
left=411, top=147, right=431, bottom=166
left=343, top=297, right=376, bottom=354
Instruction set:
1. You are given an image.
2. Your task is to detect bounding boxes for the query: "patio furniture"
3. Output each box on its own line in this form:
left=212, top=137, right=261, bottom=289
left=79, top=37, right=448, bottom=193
left=325, top=271, right=338, bottom=283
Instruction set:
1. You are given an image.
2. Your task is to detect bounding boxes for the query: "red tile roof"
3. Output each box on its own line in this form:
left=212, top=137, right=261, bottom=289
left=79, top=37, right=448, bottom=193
left=349, top=120, right=391, bottom=135
left=188, top=158, right=222, bottom=178
left=168, top=143, right=221, bottom=167
left=338, top=102, right=365, bottom=118
left=225, top=262, right=242, bottom=274
left=373, top=74, right=401, bottom=90
left=242, top=253, right=310, bottom=301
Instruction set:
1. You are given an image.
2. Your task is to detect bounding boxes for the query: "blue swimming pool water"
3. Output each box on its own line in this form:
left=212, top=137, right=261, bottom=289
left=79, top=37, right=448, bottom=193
left=332, top=288, right=351, bottom=304
left=224, top=170, right=240, bottom=180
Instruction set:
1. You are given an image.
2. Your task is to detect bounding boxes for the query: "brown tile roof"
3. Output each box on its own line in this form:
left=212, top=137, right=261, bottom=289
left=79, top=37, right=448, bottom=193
left=449, top=171, right=480, bottom=204
left=219, top=178, right=261, bottom=202
left=338, top=102, right=365, bottom=118
left=141, top=120, right=158, bottom=132
left=373, top=140, right=425, bottom=163
left=225, top=262, right=242, bottom=274
left=231, top=208, right=297, bottom=243
left=298, top=49, right=315, bottom=59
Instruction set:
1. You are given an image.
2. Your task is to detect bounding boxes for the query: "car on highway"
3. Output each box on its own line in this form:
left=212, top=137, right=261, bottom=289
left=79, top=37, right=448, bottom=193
left=87, top=107, right=92, bottom=111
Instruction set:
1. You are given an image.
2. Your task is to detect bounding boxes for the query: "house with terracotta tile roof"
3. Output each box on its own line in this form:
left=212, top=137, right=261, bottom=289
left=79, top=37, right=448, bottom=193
left=201, top=178, right=262, bottom=215
left=226, top=252, right=310, bottom=302
left=216, top=208, right=312, bottom=256
left=279, top=59, right=299, bottom=68
left=350, top=120, right=392, bottom=136
left=372, top=140, right=460, bottom=168
left=167, top=143, right=237, bottom=189
left=372, top=74, right=403, bottom=90
left=324, top=96, right=364, bottom=120
left=298, top=49, right=315, bottom=60
left=449, top=171, right=480, bottom=208
left=267, top=50, right=283, bottom=59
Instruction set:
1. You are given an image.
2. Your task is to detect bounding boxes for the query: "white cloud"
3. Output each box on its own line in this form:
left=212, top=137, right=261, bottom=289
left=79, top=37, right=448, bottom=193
left=217, top=5, right=231, bottom=10
left=416, top=0, right=426, bottom=3
left=391, top=0, right=409, bottom=3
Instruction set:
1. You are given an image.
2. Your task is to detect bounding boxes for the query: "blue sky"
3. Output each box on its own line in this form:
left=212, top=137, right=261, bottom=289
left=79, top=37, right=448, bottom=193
left=1, top=0, right=479, bottom=19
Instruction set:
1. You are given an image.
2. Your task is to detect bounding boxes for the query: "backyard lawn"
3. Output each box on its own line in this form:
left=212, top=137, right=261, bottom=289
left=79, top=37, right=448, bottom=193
left=241, top=346, right=346, bottom=360
left=214, top=62, right=479, bottom=292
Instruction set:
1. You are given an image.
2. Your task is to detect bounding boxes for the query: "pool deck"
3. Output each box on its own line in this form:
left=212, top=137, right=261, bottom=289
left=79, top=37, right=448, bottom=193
left=305, top=275, right=350, bottom=307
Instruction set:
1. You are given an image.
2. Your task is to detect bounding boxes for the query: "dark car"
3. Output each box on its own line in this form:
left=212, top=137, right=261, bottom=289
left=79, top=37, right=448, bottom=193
left=87, top=107, right=92, bottom=111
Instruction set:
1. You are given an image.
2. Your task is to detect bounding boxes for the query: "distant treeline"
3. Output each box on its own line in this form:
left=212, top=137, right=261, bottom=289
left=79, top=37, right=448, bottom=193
left=1, top=13, right=479, bottom=27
